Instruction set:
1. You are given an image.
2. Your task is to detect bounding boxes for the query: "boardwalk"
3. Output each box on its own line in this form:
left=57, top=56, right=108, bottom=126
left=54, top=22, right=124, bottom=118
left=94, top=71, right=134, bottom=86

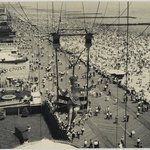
left=0, top=7, right=150, bottom=148
left=27, top=30, right=150, bottom=147
left=32, top=36, right=150, bottom=148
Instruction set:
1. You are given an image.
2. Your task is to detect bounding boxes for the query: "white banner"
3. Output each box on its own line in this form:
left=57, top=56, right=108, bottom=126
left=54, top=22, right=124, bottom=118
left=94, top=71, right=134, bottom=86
left=0, top=60, right=29, bottom=80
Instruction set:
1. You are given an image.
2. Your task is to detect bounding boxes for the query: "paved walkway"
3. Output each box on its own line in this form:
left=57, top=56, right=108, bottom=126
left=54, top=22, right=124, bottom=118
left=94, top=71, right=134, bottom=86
left=53, top=51, right=150, bottom=148
left=17, top=24, right=150, bottom=148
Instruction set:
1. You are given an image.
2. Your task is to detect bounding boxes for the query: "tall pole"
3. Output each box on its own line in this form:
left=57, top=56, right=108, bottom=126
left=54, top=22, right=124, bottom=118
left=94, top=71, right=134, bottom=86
left=85, top=33, right=92, bottom=110
left=124, top=1, right=129, bottom=148
left=55, top=48, right=59, bottom=101
left=116, top=2, right=120, bottom=147
left=86, top=47, right=90, bottom=109
left=52, top=32, right=60, bottom=101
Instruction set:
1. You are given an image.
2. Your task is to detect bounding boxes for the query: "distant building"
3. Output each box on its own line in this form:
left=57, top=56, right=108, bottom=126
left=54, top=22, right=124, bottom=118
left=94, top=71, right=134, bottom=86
left=0, top=7, right=16, bottom=43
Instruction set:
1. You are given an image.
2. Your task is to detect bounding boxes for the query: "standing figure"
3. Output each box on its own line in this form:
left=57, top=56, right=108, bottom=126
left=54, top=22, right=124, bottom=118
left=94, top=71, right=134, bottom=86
left=59, top=76, right=93, bottom=131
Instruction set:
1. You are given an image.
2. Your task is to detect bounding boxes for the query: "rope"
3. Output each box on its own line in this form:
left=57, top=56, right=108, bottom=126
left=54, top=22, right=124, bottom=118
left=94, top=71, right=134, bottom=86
left=61, top=47, right=73, bottom=66
left=18, top=2, right=39, bottom=32
left=8, top=3, right=27, bottom=21
left=47, top=1, right=49, bottom=33
left=81, top=2, right=87, bottom=33
left=61, top=47, right=85, bottom=68
left=57, top=2, right=63, bottom=33
left=91, top=2, right=101, bottom=29
left=135, top=25, right=150, bottom=38
left=18, top=2, right=31, bottom=24
left=105, top=2, right=132, bottom=32
left=100, top=2, right=109, bottom=25
left=51, top=2, right=55, bottom=32
left=118, top=28, right=148, bottom=62
left=8, top=3, right=40, bottom=33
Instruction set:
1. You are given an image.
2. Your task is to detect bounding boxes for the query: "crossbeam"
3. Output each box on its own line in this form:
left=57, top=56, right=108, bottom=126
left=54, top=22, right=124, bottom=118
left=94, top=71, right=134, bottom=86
left=99, top=23, right=150, bottom=26
left=59, top=33, right=93, bottom=36
left=65, top=13, right=102, bottom=16
left=59, top=28, right=86, bottom=31
left=68, top=16, right=136, bottom=19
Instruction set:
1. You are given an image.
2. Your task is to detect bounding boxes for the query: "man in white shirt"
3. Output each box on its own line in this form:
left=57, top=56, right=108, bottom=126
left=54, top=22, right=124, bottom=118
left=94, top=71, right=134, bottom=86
left=137, top=137, right=141, bottom=148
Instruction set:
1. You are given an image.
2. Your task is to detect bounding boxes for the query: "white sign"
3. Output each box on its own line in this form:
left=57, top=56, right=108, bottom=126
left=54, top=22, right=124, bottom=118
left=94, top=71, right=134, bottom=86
left=0, top=61, right=29, bottom=80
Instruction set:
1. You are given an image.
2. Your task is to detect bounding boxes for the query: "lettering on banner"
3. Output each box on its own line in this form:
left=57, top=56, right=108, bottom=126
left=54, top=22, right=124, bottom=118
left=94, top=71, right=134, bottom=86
left=1, top=66, right=26, bottom=73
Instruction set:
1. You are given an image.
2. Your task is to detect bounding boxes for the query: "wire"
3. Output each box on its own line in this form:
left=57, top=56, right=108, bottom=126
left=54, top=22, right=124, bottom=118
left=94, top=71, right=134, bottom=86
left=18, top=2, right=40, bottom=32
left=47, top=1, right=49, bottom=33
left=65, top=2, right=67, bottom=20
left=105, top=2, right=132, bottom=32
left=57, top=2, right=63, bottom=33
left=8, top=3, right=40, bottom=33
left=119, top=29, right=148, bottom=59
left=81, top=2, right=87, bottom=33
left=51, top=2, right=55, bottom=32
left=91, top=2, right=101, bottom=29
left=18, top=2, right=31, bottom=24
left=135, top=25, right=150, bottom=38
left=100, top=2, right=109, bottom=25
left=8, top=3, right=27, bottom=21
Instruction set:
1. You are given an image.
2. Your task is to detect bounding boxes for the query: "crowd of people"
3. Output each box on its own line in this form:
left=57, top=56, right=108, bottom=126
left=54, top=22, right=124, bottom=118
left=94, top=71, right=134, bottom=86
left=60, top=20, right=150, bottom=104
left=1, top=9, right=149, bottom=148
left=10, top=12, right=150, bottom=106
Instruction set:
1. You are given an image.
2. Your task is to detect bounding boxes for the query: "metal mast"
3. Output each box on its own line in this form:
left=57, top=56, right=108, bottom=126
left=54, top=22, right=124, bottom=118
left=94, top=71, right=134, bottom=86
left=124, top=1, right=129, bottom=148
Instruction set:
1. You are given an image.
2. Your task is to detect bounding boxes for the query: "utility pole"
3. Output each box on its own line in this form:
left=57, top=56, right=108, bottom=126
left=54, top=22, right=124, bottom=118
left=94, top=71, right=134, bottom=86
left=85, top=33, right=93, bottom=110
left=124, top=1, right=129, bottom=148
left=52, top=33, right=60, bottom=101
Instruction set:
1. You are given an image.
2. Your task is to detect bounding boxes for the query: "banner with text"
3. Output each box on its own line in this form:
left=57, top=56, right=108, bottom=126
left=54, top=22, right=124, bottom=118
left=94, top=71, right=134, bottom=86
left=0, top=60, right=29, bottom=80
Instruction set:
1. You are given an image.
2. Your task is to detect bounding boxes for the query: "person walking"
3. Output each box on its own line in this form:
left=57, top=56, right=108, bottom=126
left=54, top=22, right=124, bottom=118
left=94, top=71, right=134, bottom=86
left=94, top=140, right=99, bottom=148
left=81, top=127, right=85, bottom=135
left=136, top=112, right=140, bottom=118
left=89, top=139, right=94, bottom=148
left=126, top=114, right=130, bottom=122
left=118, top=142, right=123, bottom=148
left=137, top=137, right=141, bottom=148
left=84, top=139, right=88, bottom=148
left=120, top=136, right=124, bottom=146
left=129, top=130, right=135, bottom=138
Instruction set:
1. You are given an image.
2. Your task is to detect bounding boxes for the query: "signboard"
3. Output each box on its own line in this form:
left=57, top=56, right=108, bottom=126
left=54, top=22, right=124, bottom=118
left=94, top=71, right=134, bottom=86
left=0, top=60, right=29, bottom=80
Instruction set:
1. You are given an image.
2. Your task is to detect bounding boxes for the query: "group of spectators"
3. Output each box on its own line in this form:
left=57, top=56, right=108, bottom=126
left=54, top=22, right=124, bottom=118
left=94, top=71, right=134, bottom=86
left=60, top=20, right=150, bottom=104
left=2, top=10, right=149, bottom=148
